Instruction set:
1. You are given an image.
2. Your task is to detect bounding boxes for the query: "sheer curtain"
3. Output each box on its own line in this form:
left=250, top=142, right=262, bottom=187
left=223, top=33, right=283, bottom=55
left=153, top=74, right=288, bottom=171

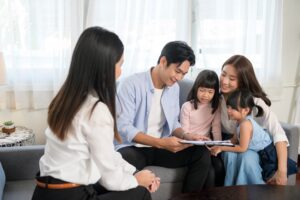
left=0, top=0, right=191, bottom=109
left=191, top=0, right=283, bottom=98
left=85, top=0, right=191, bottom=78
left=0, top=0, right=283, bottom=110
left=292, top=55, right=300, bottom=126
left=0, top=0, right=85, bottom=109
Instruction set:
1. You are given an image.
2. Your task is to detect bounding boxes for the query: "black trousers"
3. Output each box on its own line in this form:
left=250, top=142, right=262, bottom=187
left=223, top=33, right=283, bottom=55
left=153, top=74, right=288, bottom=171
left=205, top=155, right=225, bottom=187
left=31, top=176, right=151, bottom=200
left=118, top=145, right=211, bottom=193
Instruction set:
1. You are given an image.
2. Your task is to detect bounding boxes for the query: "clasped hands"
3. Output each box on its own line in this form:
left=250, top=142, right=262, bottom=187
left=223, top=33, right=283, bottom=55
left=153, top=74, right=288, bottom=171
left=134, top=170, right=160, bottom=193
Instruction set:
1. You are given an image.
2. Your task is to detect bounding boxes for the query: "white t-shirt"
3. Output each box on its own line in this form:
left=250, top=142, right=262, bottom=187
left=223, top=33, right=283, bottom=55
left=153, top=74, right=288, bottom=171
left=40, top=93, right=138, bottom=190
left=136, top=88, right=166, bottom=147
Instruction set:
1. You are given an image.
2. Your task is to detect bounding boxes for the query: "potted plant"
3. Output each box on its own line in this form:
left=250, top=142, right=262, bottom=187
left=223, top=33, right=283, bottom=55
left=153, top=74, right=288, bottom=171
left=2, top=120, right=16, bottom=134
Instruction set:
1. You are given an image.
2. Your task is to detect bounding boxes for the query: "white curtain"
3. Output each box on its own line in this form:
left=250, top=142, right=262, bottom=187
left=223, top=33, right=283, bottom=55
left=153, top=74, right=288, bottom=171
left=85, top=0, right=191, bottom=78
left=0, top=0, right=191, bottom=109
left=191, top=0, right=283, bottom=98
left=0, top=0, right=85, bottom=109
left=292, top=55, right=300, bottom=126
left=0, top=0, right=283, bottom=109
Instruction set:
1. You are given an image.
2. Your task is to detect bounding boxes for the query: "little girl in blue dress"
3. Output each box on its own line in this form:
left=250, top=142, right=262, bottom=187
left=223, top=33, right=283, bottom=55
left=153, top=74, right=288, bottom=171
left=210, top=89, right=297, bottom=185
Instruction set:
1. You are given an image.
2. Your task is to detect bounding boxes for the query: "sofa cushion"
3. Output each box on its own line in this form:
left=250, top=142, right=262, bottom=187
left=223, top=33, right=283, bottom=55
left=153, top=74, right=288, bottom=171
left=0, top=162, right=5, bottom=200
left=144, top=166, right=187, bottom=183
left=144, top=166, right=187, bottom=200
left=3, top=180, right=35, bottom=200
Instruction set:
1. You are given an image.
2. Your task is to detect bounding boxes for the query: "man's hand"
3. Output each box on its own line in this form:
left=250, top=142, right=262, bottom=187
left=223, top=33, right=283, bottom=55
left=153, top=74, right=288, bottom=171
left=158, top=136, right=192, bottom=153
left=267, top=170, right=287, bottom=185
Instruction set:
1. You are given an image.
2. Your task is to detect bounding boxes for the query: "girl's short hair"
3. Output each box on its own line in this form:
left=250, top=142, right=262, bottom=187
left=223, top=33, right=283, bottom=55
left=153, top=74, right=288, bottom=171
left=226, top=89, right=264, bottom=117
left=187, top=70, right=220, bottom=113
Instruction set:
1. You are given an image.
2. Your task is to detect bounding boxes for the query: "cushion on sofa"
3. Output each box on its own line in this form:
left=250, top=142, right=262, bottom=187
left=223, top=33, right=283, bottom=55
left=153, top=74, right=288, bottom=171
left=0, top=162, right=5, bottom=200
left=145, top=166, right=188, bottom=200
left=144, top=166, right=187, bottom=183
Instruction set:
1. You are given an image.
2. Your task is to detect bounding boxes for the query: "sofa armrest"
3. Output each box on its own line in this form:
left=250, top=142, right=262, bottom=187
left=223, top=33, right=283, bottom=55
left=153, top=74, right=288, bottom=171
left=281, top=122, right=299, bottom=162
left=0, top=145, right=44, bottom=181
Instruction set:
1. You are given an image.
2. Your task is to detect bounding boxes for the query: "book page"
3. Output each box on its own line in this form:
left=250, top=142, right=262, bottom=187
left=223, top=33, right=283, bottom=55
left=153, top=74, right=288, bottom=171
left=180, top=140, right=234, bottom=146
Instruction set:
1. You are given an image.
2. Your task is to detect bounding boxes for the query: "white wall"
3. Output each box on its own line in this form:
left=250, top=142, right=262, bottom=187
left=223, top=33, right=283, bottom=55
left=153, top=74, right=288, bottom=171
left=1, top=0, right=300, bottom=145
left=271, top=0, right=300, bottom=124
left=0, top=109, right=47, bottom=145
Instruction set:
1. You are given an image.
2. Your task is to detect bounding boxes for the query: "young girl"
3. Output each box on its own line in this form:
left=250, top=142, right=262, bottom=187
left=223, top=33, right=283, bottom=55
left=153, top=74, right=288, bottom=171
left=210, top=89, right=297, bottom=185
left=180, top=70, right=221, bottom=140
left=32, top=27, right=159, bottom=200
left=180, top=69, right=223, bottom=186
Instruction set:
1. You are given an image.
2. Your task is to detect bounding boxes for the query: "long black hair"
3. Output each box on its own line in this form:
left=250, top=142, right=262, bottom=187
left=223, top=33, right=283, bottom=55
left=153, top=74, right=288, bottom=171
left=48, top=26, right=123, bottom=142
left=187, top=70, right=220, bottom=114
left=222, top=55, right=271, bottom=106
left=226, top=89, right=264, bottom=117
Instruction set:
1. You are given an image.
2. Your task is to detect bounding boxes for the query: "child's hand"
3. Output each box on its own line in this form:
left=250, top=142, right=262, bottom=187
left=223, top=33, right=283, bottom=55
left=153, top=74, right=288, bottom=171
left=184, top=133, right=210, bottom=141
left=208, top=146, right=222, bottom=156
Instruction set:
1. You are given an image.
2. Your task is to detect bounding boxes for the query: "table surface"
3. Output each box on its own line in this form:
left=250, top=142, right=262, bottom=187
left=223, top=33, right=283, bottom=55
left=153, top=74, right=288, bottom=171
left=0, top=126, right=35, bottom=147
left=171, top=185, right=300, bottom=200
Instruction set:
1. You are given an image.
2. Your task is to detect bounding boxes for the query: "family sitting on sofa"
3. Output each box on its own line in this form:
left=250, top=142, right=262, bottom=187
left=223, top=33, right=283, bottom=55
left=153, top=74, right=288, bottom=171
left=11, top=26, right=296, bottom=200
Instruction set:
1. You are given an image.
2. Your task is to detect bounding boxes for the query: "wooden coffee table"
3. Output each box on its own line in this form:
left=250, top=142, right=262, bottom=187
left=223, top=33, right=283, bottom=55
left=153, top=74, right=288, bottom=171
left=171, top=185, right=300, bottom=200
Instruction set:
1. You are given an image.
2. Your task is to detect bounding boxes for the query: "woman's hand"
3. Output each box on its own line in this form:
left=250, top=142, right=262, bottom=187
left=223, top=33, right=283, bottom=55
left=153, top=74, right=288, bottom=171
left=134, top=170, right=157, bottom=189
left=148, top=177, right=161, bottom=193
left=267, top=170, right=287, bottom=185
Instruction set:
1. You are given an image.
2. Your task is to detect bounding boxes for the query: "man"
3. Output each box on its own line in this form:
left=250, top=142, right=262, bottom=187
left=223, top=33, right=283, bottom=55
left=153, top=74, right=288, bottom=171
left=116, top=41, right=211, bottom=192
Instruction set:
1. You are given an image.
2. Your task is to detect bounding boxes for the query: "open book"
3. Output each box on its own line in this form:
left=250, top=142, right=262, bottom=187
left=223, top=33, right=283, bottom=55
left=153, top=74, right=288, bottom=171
left=180, top=140, right=234, bottom=146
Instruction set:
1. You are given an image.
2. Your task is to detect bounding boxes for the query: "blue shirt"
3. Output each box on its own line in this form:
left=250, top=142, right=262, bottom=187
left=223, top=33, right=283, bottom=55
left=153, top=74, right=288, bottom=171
left=115, top=69, right=181, bottom=150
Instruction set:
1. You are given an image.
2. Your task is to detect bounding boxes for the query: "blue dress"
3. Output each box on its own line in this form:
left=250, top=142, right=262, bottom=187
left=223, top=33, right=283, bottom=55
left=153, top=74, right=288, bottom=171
left=223, top=116, right=272, bottom=185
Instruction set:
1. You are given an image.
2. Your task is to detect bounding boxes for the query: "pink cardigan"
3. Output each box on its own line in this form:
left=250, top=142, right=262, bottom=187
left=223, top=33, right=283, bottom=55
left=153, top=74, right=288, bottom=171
left=180, top=101, right=221, bottom=140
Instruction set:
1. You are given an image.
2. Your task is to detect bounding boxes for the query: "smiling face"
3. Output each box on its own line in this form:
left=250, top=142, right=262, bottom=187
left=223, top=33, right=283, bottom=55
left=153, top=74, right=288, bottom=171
left=158, top=56, right=190, bottom=87
left=220, top=64, right=239, bottom=95
left=197, top=87, right=215, bottom=104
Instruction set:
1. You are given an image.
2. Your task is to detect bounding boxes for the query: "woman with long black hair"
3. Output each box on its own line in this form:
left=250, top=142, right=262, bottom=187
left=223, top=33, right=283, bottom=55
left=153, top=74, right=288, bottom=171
left=32, top=26, right=159, bottom=200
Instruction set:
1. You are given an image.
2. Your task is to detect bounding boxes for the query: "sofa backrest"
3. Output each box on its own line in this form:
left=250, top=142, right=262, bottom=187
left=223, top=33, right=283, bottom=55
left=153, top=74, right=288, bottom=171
left=178, top=79, right=194, bottom=107
left=0, top=145, right=44, bottom=181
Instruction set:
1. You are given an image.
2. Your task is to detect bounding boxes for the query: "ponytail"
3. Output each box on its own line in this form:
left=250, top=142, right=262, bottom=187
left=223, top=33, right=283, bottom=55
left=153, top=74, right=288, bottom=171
left=254, top=104, right=264, bottom=117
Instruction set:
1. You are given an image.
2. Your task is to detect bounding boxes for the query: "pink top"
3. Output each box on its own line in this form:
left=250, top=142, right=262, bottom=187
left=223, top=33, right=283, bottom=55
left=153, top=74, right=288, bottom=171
left=180, top=101, right=221, bottom=140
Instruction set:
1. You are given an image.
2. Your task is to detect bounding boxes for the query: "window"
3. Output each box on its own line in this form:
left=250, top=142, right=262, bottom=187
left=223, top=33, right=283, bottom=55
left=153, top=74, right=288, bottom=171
left=0, top=0, right=283, bottom=109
